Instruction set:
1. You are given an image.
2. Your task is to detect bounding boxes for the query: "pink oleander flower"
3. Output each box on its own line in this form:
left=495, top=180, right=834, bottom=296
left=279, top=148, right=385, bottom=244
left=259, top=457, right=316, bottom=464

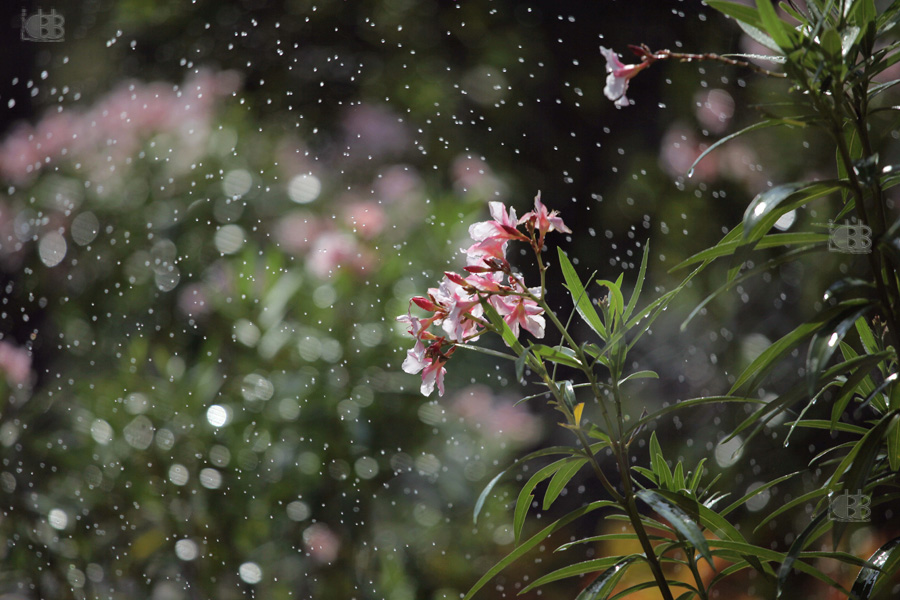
left=432, top=275, right=483, bottom=342
left=468, top=201, right=522, bottom=242
left=519, top=192, right=571, bottom=241
left=600, top=46, right=650, bottom=108
left=400, top=338, right=452, bottom=397
left=420, top=357, right=448, bottom=397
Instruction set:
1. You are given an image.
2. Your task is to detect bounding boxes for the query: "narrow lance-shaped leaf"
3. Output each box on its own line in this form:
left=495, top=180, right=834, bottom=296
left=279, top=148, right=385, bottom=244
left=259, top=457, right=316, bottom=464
left=623, top=241, right=649, bottom=322
left=574, top=555, right=640, bottom=600
left=755, top=0, right=795, bottom=49
left=473, top=445, right=591, bottom=524
left=833, top=412, right=899, bottom=550
left=462, top=500, right=616, bottom=600
left=777, top=511, right=830, bottom=599
left=543, top=458, right=588, bottom=511
left=558, top=247, right=607, bottom=340
left=851, top=536, right=900, bottom=600
left=636, top=489, right=714, bottom=568
left=687, top=119, right=783, bottom=177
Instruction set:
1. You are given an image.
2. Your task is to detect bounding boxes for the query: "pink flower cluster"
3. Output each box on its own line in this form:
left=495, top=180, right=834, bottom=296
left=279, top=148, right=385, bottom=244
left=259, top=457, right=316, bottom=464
left=398, top=194, right=570, bottom=397
left=0, top=69, right=240, bottom=185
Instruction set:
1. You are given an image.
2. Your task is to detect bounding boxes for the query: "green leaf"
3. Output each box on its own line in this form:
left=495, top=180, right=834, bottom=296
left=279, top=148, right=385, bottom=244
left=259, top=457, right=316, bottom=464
left=851, top=536, right=900, bottom=600
left=689, top=458, right=707, bottom=492
left=777, top=511, right=829, bottom=598
left=623, top=242, right=649, bottom=322
left=530, top=343, right=582, bottom=369
left=607, top=581, right=695, bottom=600
left=680, top=245, right=822, bottom=331
left=742, top=182, right=842, bottom=242
left=829, top=353, right=890, bottom=429
left=673, top=461, right=685, bottom=491
left=706, top=0, right=764, bottom=26
left=888, top=415, right=900, bottom=472
left=855, top=315, right=880, bottom=355
left=574, top=556, right=640, bottom=600
left=671, top=232, right=829, bottom=271
left=462, top=501, right=617, bottom=600
left=556, top=532, right=663, bottom=553
left=596, top=278, right=625, bottom=320
left=519, top=555, right=636, bottom=594
left=514, top=349, right=527, bottom=383
left=543, top=458, right=588, bottom=510
left=513, top=458, right=570, bottom=540
left=783, top=419, right=868, bottom=435
left=687, top=119, right=783, bottom=180
left=649, top=431, right=673, bottom=490
left=649, top=489, right=773, bottom=576
left=473, top=445, right=588, bottom=524
left=636, top=489, right=714, bottom=569
left=832, top=412, right=899, bottom=549
left=626, top=396, right=767, bottom=437
left=558, top=248, right=607, bottom=340
left=729, top=300, right=868, bottom=396
left=720, top=471, right=802, bottom=516
left=733, top=181, right=844, bottom=280
left=807, top=305, right=875, bottom=397
left=618, top=370, right=658, bottom=386
left=756, top=0, right=794, bottom=49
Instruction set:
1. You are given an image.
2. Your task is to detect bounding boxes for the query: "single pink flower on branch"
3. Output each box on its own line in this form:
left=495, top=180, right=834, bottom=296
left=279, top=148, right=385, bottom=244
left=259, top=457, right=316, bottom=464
left=600, top=46, right=652, bottom=108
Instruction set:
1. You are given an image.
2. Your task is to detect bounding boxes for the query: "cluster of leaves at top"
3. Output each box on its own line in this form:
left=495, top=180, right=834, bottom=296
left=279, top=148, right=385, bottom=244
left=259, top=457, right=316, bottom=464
left=400, top=1, right=900, bottom=599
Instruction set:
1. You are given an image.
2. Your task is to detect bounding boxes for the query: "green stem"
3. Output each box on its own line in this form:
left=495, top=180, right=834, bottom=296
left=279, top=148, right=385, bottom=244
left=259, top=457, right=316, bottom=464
left=833, top=121, right=900, bottom=355
left=528, top=285, right=675, bottom=600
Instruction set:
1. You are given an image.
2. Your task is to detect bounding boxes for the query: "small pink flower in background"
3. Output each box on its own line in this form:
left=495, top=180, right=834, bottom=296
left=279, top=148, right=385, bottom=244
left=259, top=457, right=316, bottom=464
left=695, top=89, right=735, bottom=134
left=659, top=124, right=718, bottom=182
left=306, top=231, right=359, bottom=278
left=600, top=46, right=650, bottom=108
left=0, top=341, right=31, bottom=387
left=274, top=211, right=319, bottom=254
left=341, top=103, right=409, bottom=159
left=451, top=385, right=541, bottom=444
left=302, top=524, right=341, bottom=565
left=342, top=200, right=385, bottom=239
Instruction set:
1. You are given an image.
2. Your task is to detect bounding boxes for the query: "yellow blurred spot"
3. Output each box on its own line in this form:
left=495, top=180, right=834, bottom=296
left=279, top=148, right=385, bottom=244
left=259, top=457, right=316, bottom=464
left=574, top=402, right=584, bottom=428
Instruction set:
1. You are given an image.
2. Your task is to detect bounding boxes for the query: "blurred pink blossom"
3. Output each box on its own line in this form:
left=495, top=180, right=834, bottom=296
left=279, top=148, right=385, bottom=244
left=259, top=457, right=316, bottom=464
left=659, top=124, right=718, bottom=182
left=695, top=89, right=735, bottom=134
left=306, top=231, right=359, bottom=278
left=302, top=524, right=341, bottom=565
left=342, top=200, right=385, bottom=239
left=0, top=69, right=240, bottom=184
left=341, top=103, right=409, bottom=159
left=451, top=385, right=541, bottom=443
left=274, top=211, right=320, bottom=254
left=0, top=341, right=31, bottom=387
